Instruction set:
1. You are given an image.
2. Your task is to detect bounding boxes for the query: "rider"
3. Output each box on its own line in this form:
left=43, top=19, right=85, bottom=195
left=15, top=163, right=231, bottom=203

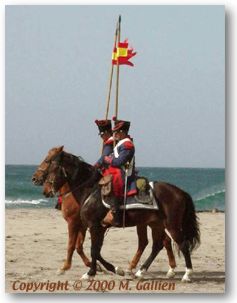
left=103, top=119, right=137, bottom=226
left=94, top=119, right=114, bottom=171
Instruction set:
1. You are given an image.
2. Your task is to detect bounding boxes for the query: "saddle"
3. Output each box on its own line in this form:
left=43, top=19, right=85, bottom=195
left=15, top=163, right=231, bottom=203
left=99, top=175, right=155, bottom=205
left=100, top=176, right=158, bottom=227
left=136, top=177, right=153, bottom=204
left=98, top=174, right=113, bottom=196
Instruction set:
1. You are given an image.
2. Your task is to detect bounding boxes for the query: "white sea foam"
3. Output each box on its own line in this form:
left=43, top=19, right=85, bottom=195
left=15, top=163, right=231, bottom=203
left=195, top=189, right=225, bottom=202
left=5, top=199, right=48, bottom=205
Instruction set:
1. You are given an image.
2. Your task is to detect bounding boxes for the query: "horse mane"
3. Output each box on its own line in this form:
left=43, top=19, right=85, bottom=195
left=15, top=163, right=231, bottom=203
left=62, top=151, right=101, bottom=187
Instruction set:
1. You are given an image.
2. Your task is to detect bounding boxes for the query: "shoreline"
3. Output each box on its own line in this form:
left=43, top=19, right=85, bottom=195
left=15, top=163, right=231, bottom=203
left=5, top=208, right=225, bottom=293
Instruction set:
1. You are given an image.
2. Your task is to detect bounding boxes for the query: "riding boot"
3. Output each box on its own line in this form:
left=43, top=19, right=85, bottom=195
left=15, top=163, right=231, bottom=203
left=110, top=197, right=121, bottom=227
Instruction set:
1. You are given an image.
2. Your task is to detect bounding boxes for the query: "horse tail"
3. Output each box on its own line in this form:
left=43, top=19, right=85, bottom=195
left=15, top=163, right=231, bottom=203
left=182, top=192, right=200, bottom=252
left=153, top=182, right=200, bottom=253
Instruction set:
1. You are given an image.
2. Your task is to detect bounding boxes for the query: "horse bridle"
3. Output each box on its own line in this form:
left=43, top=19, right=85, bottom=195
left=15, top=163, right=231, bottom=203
left=35, top=157, right=60, bottom=185
left=45, top=160, right=99, bottom=198
left=44, top=164, right=68, bottom=196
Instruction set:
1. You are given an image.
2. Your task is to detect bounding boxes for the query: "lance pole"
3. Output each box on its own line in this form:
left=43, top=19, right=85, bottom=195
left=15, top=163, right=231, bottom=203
left=115, top=15, right=121, bottom=120
left=100, top=19, right=119, bottom=155
left=105, top=20, right=119, bottom=120
left=112, top=15, right=121, bottom=149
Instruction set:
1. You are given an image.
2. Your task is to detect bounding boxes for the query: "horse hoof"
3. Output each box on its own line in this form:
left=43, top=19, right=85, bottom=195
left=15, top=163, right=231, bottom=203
left=181, top=268, right=193, bottom=283
left=181, top=276, right=192, bottom=283
left=135, top=268, right=146, bottom=279
left=80, top=272, right=95, bottom=281
left=96, top=263, right=103, bottom=272
left=166, top=267, right=176, bottom=279
left=115, top=266, right=125, bottom=276
left=56, top=269, right=66, bottom=275
left=125, top=269, right=134, bottom=276
left=124, top=269, right=135, bottom=279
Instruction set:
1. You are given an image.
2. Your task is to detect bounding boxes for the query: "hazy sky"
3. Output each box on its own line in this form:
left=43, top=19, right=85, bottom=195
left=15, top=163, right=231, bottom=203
left=5, top=5, right=225, bottom=167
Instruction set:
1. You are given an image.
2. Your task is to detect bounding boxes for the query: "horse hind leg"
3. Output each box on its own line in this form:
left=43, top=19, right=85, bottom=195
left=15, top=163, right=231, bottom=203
left=165, top=228, right=193, bottom=282
left=179, top=241, right=193, bottom=282
left=135, top=226, right=164, bottom=278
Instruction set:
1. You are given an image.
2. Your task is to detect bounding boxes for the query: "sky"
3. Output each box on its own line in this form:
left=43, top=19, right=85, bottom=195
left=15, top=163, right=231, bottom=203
left=5, top=5, right=225, bottom=167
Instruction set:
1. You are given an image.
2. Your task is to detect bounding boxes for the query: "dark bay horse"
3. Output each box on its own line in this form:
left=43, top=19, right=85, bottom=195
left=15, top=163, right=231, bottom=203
left=35, top=147, right=177, bottom=278
left=43, top=148, right=200, bottom=282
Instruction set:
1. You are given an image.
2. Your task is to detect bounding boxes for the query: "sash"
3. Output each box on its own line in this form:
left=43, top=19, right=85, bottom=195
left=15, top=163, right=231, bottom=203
left=114, top=138, right=134, bottom=177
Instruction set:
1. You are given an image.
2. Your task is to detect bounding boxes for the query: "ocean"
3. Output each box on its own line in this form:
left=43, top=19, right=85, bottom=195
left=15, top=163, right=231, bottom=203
left=5, top=165, right=225, bottom=211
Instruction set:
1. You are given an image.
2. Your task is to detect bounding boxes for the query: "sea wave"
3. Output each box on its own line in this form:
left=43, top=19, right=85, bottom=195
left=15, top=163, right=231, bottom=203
left=195, top=189, right=225, bottom=201
left=5, top=199, right=49, bottom=205
left=194, top=189, right=225, bottom=211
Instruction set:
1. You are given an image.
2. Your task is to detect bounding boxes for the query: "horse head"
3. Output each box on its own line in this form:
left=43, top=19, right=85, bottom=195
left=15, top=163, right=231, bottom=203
left=43, top=160, right=68, bottom=197
left=42, top=152, right=87, bottom=197
left=32, top=145, right=64, bottom=185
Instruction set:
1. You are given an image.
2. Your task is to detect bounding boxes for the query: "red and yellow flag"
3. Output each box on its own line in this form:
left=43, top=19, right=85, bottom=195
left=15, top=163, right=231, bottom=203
left=112, top=39, right=137, bottom=67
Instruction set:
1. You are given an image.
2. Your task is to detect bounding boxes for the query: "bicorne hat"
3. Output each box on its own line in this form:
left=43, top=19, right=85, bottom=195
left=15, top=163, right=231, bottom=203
left=112, top=120, right=130, bottom=133
left=95, top=119, right=112, bottom=135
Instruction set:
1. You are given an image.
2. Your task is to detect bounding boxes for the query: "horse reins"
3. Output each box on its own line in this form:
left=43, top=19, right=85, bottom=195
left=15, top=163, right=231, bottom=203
left=46, top=164, right=100, bottom=201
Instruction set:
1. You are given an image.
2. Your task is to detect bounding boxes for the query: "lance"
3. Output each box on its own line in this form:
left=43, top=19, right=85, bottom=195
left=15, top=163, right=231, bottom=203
left=100, top=18, right=120, bottom=155
left=104, top=19, right=119, bottom=120
left=115, top=15, right=121, bottom=120
left=112, top=15, right=121, bottom=149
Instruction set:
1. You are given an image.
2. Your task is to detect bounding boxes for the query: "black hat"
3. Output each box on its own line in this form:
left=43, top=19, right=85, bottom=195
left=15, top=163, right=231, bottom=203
left=112, top=120, right=130, bottom=133
left=95, top=119, right=112, bottom=135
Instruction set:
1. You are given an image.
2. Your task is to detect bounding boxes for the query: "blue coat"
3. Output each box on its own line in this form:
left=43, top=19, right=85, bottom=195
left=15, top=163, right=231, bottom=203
left=109, top=137, right=137, bottom=196
left=95, top=136, right=113, bottom=168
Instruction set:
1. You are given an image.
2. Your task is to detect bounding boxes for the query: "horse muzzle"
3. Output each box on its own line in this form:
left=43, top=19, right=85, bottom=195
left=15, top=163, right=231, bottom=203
left=32, top=176, right=44, bottom=186
left=43, top=190, right=55, bottom=198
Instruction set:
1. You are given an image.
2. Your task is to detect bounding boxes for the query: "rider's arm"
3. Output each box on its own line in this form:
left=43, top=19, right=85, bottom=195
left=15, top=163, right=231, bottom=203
left=111, top=143, right=134, bottom=167
left=95, top=144, right=113, bottom=167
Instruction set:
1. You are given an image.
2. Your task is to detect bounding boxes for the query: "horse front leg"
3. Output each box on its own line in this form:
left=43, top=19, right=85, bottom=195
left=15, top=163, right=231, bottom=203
left=127, top=225, right=148, bottom=275
left=81, top=225, right=122, bottom=279
left=75, top=227, right=91, bottom=267
left=58, top=221, right=79, bottom=274
left=81, top=225, right=103, bottom=279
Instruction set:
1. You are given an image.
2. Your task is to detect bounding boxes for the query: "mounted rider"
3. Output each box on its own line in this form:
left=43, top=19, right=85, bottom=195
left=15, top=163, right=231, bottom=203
left=94, top=119, right=114, bottom=171
left=103, top=119, right=137, bottom=226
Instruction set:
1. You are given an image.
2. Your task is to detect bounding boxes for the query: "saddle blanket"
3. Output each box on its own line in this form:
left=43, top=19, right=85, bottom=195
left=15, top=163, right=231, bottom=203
left=102, top=182, right=159, bottom=211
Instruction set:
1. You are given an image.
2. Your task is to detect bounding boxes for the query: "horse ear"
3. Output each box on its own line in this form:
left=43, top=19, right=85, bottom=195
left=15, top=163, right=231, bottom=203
left=58, top=145, right=64, bottom=152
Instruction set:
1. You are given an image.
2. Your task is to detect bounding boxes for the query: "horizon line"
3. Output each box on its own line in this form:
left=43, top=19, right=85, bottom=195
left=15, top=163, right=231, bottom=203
left=5, top=164, right=225, bottom=170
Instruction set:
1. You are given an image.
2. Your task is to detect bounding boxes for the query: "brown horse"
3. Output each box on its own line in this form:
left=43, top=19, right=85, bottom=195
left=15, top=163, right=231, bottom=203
left=43, top=148, right=200, bottom=281
left=35, top=146, right=177, bottom=277
left=32, top=146, right=94, bottom=274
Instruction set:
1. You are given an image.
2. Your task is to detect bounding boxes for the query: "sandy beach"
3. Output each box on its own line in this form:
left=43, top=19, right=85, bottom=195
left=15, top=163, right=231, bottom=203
left=5, top=209, right=225, bottom=293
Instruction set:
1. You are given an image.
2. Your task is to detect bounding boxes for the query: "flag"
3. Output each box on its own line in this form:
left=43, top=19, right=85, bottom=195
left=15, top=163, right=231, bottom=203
left=112, top=39, right=137, bottom=67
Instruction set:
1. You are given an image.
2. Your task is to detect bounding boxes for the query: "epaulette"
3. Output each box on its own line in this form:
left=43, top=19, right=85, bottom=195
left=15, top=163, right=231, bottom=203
left=104, top=137, right=114, bottom=145
left=123, top=140, right=134, bottom=150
